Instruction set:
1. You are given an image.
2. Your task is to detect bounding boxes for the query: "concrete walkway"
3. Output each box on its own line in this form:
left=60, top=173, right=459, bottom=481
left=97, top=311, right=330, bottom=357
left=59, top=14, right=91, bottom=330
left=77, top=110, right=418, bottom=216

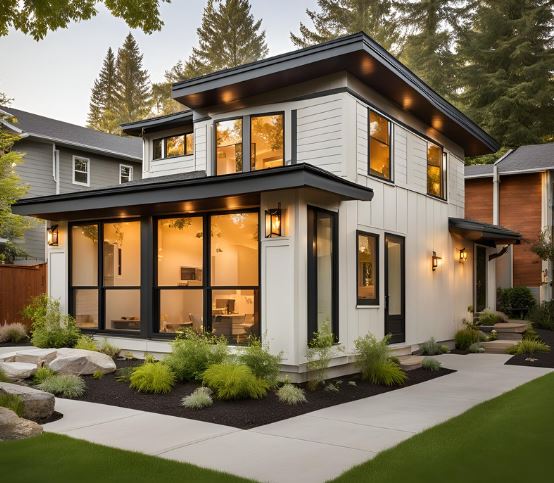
left=44, top=353, right=552, bottom=483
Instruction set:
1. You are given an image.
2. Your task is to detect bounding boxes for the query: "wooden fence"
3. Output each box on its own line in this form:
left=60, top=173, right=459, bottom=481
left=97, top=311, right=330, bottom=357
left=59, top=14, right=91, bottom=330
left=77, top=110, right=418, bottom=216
left=0, top=263, right=47, bottom=328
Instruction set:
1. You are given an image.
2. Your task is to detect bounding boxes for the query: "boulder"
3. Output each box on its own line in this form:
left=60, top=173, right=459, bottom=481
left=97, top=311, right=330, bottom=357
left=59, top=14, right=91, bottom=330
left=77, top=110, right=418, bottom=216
left=0, top=382, right=55, bottom=420
left=0, top=361, right=37, bottom=380
left=0, top=348, right=58, bottom=366
left=0, top=407, right=42, bottom=441
left=49, top=348, right=116, bottom=375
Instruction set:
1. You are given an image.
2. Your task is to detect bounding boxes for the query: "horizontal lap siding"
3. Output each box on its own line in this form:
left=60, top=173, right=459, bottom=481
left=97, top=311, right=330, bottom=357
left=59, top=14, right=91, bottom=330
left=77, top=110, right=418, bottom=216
left=465, top=178, right=493, bottom=224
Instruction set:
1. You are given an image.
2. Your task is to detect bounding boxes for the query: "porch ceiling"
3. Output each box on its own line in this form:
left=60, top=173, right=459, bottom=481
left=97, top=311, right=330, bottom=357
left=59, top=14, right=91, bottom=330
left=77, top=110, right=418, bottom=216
left=12, top=163, right=373, bottom=221
left=449, top=218, right=522, bottom=247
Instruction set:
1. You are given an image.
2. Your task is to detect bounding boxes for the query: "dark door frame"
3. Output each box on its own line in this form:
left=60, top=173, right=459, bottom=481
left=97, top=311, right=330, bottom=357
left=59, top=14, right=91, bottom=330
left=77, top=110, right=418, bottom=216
left=384, top=233, right=406, bottom=344
left=474, top=243, right=488, bottom=313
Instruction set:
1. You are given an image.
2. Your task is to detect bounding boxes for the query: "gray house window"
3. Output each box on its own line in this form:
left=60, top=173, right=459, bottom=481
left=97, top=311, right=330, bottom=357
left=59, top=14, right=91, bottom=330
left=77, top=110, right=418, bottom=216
left=72, top=156, right=90, bottom=186
left=119, top=164, right=133, bottom=184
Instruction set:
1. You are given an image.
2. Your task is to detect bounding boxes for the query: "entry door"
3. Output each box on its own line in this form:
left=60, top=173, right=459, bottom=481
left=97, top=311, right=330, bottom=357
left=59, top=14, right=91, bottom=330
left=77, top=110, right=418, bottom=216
left=385, top=234, right=405, bottom=343
left=475, top=245, right=488, bottom=312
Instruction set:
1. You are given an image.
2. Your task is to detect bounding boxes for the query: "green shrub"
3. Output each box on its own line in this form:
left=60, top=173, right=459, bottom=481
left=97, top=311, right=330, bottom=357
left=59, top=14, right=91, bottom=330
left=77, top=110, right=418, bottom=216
left=144, top=353, right=157, bottom=363
left=469, top=342, right=485, bottom=353
left=455, top=327, right=481, bottom=350
left=354, top=334, right=407, bottom=386
left=277, top=383, right=307, bottom=405
left=239, top=338, right=281, bottom=386
left=75, top=335, right=98, bottom=351
left=306, top=323, right=336, bottom=391
left=420, top=337, right=448, bottom=355
left=37, top=374, right=86, bottom=398
left=421, top=357, right=441, bottom=371
left=25, top=295, right=80, bottom=348
left=115, top=366, right=135, bottom=383
left=202, top=363, right=269, bottom=400
left=32, top=366, right=56, bottom=385
left=498, top=287, right=536, bottom=318
left=0, top=322, right=28, bottom=343
left=529, top=301, right=554, bottom=330
left=92, top=370, right=104, bottom=380
left=0, top=367, right=8, bottom=382
left=0, top=393, right=24, bottom=416
left=98, top=340, right=120, bottom=358
left=523, top=325, right=539, bottom=341
left=165, top=330, right=228, bottom=382
left=508, top=339, right=550, bottom=355
left=129, top=362, right=175, bottom=394
left=181, top=387, right=213, bottom=409
left=477, top=310, right=508, bottom=326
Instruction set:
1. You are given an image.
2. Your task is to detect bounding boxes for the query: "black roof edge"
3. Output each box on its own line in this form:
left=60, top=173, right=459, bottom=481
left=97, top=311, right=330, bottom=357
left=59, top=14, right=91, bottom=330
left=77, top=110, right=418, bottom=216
left=449, top=217, right=521, bottom=245
left=121, top=111, right=194, bottom=136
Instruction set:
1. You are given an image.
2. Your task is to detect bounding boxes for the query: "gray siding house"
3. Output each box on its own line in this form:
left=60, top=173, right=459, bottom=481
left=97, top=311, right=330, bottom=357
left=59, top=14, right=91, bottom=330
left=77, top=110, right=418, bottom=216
left=0, top=107, right=143, bottom=262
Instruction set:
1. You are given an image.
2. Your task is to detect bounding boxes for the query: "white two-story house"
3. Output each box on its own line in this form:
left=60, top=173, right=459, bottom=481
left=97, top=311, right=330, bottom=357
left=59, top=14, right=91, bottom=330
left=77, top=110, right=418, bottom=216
left=14, top=33, right=521, bottom=377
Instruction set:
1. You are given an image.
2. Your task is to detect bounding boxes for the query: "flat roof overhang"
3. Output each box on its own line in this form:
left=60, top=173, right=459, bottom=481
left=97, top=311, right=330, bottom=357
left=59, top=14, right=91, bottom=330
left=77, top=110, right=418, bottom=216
left=13, top=163, right=373, bottom=221
left=449, top=218, right=522, bottom=247
left=171, top=33, right=499, bottom=156
left=121, top=111, right=194, bottom=136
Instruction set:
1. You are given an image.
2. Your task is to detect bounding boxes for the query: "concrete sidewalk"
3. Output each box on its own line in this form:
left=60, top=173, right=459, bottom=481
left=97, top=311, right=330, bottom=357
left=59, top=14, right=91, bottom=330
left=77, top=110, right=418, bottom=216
left=45, top=354, right=552, bottom=483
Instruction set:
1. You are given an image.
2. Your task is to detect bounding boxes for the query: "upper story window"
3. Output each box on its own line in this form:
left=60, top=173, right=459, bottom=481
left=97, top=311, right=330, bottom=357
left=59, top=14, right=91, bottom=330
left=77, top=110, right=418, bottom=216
left=251, top=113, right=284, bottom=171
left=216, top=118, right=243, bottom=175
left=119, top=164, right=133, bottom=184
left=153, top=133, right=194, bottom=160
left=369, top=110, right=392, bottom=181
left=72, top=156, right=90, bottom=186
left=427, top=142, right=446, bottom=199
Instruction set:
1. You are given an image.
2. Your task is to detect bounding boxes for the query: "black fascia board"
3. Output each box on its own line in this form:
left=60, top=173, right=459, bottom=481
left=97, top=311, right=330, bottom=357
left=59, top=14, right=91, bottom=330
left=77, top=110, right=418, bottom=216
left=121, top=111, right=194, bottom=136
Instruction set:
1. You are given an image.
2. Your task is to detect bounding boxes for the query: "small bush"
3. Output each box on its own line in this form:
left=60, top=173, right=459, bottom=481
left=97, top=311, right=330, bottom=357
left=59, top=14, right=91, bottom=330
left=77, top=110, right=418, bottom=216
left=115, top=366, right=135, bottom=383
left=38, top=374, right=86, bottom=398
left=529, top=301, right=554, bottom=330
left=277, top=383, right=307, bottom=405
left=92, top=370, right=104, bottom=380
left=25, top=295, right=80, bottom=348
left=0, top=322, right=28, bottom=343
left=75, top=335, right=98, bottom=351
left=0, top=367, right=8, bottom=382
left=420, top=337, right=448, bottom=355
left=523, top=325, right=539, bottom=341
left=0, top=393, right=24, bottom=416
left=181, top=387, right=213, bottom=409
left=121, top=351, right=135, bottom=360
left=129, top=362, right=175, bottom=394
left=306, top=323, right=336, bottom=391
left=144, top=353, right=157, bottom=363
left=455, top=327, right=481, bottom=350
left=165, top=329, right=228, bottom=382
left=239, top=338, right=281, bottom=386
left=354, top=334, right=407, bottom=386
left=498, top=287, right=536, bottom=318
left=98, top=340, right=120, bottom=358
left=32, top=366, right=56, bottom=385
left=477, top=310, right=508, bottom=326
left=508, top=339, right=550, bottom=355
left=469, top=342, right=485, bottom=353
left=422, top=357, right=442, bottom=371
left=203, top=363, right=269, bottom=400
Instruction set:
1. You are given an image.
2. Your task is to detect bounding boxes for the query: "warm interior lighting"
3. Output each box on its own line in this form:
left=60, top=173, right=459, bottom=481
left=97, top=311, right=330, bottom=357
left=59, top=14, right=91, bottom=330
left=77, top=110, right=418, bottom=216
left=458, top=248, right=468, bottom=263
left=265, top=203, right=282, bottom=238
left=432, top=251, right=442, bottom=271
left=47, top=225, right=59, bottom=246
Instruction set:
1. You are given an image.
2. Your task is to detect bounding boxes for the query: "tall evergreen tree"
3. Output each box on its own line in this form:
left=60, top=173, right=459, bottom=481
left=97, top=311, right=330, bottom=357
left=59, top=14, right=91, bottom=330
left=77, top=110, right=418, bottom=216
left=290, top=0, right=402, bottom=53
left=114, top=33, right=152, bottom=125
left=87, top=47, right=119, bottom=134
left=456, top=0, right=554, bottom=147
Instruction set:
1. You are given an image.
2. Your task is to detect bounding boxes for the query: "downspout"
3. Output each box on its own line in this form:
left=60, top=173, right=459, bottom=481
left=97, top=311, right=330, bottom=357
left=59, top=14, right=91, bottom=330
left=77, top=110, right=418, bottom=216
left=52, top=143, right=60, bottom=194
left=492, top=149, right=513, bottom=226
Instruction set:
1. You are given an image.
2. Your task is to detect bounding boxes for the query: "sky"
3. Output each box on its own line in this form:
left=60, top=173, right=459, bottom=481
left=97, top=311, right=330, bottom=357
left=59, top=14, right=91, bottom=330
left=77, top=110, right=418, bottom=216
left=0, top=0, right=318, bottom=126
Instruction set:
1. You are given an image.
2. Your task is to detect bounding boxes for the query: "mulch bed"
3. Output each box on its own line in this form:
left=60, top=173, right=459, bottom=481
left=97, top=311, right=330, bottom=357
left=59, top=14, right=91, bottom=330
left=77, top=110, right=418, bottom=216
left=74, top=360, right=454, bottom=429
left=506, top=328, right=554, bottom=369
left=34, top=411, right=63, bottom=425
left=0, top=341, right=32, bottom=348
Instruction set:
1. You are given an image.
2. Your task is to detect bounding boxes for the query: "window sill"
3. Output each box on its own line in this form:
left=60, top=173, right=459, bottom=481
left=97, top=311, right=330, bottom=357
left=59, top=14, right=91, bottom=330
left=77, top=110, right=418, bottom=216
left=356, top=304, right=380, bottom=309
left=72, top=181, right=90, bottom=187
left=152, top=154, right=193, bottom=162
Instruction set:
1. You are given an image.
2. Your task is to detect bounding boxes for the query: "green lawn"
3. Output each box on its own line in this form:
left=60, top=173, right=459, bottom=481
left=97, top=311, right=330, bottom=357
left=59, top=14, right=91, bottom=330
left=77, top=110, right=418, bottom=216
left=1, top=432, right=252, bottom=483
left=332, top=372, right=554, bottom=483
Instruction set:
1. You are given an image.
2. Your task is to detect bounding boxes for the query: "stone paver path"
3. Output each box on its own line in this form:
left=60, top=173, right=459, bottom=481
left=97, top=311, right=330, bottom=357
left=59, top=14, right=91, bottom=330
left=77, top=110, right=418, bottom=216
left=45, top=353, right=552, bottom=483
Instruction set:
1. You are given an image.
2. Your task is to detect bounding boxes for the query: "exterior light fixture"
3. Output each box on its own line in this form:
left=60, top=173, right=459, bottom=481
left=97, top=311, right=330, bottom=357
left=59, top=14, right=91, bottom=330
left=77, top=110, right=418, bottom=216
left=265, top=203, right=282, bottom=238
left=47, top=225, right=59, bottom=246
left=432, top=251, right=442, bottom=271
left=458, top=248, right=468, bottom=263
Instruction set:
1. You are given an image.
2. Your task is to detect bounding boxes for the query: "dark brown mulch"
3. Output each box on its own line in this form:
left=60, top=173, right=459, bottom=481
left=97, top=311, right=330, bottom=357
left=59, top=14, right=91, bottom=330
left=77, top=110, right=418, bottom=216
left=74, top=359, right=454, bottom=429
left=506, top=328, right=554, bottom=369
left=0, top=341, right=32, bottom=348
left=34, top=411, right=63, bottom=425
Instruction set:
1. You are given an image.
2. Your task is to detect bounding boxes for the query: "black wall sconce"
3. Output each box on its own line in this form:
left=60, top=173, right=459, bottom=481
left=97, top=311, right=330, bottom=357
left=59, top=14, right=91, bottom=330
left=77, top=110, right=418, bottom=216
left=265, top=203, right=282, bottom=238
left=47, top=225, right=59, bottom=246
left=432, top=251, right=442, bottom=271
left=458, top=248, right=468, bottom=263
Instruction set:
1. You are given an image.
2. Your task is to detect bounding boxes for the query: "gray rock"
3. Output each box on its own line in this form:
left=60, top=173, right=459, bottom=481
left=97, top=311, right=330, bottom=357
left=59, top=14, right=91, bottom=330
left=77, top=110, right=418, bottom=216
left=0, top=407, right=42, bottom=440
left=0, top=361, right=37, bottom=380
left=49, top=348, right=116, bottom=375
left=0, top=382, right=55, bottom=420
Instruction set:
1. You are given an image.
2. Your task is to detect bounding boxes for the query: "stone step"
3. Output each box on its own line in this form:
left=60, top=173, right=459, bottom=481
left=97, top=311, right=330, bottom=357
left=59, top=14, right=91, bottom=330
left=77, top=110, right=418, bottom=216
left=495, top=332, right=522, bottom=341
left=494, top=322, right=528, bottom=334
left=398, top=355, right=424, bottom=371
left=481, top=340, right=519, bottom=354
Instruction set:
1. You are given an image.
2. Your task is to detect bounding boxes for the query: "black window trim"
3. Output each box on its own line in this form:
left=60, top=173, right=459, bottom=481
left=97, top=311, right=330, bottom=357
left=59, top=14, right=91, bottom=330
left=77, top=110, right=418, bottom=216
left=214, top=115, right=245, bottom=176
left=152, top=132, right=195, bottom=161
left=426, top=140, right=447, bottom=201
left=368, top=108, right=394, bottom=183
left=356, top=230, right=379, bottom=306
left=250, top=111, right=286, bottom=172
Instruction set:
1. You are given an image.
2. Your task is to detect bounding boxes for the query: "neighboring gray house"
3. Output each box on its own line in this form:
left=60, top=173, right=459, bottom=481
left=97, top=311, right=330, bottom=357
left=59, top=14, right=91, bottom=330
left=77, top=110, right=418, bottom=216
left=0, top=106, right=143, bottom=263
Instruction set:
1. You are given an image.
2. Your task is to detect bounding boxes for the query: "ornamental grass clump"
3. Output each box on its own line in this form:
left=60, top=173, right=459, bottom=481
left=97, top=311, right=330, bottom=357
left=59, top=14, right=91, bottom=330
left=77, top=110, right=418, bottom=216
left=276, top=383, right=307, bottom=405
left=129, top=362, right=175, bottom=394
left=469, top=342, right=485, bottom=353
left=306, top=323, right=336, bottom=391
left=32, top=366, right=56, bottom=385
left=354, top=334, right=407, bottom=386
left=37, top=374, right=86, bottom=398
left=202, top=363, right=269, bottom=400
left=508, top=339, right=550, bottom=355
left=455, top=324, right=482, bottom=351
left=98, top=340, right=120, bottom=358
left=0, top=322, right=28, bottom=344
left=165, top=329, right=228, bottom=382
left=181, top=387, right=213, bottom=410
left=0, top=393, right=24, bottom=416
left=477, top=310, right=508, bottom=326
left=421, top=357, right=441, bottom=372
left=75, top=335, right=98, bottom=351
left=420, top=337, right=448, bottom=356
left=0, top=367, right=8, bottom=382
left=239, top=337, right=282, bottom=387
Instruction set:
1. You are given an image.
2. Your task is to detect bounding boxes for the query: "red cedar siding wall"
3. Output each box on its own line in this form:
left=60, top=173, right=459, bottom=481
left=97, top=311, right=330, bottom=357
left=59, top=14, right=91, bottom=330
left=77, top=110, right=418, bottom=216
left=499, top=173, right=542, bottom=288
left=465, top=178, right=494, bottom=224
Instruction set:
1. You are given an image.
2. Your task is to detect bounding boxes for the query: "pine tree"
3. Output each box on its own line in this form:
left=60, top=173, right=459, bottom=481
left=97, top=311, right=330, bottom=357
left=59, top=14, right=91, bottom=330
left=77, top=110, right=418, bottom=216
left=114, top=33, right=152, bottom=125
left=290, top=0, right=402, bottom=53
left=152, top=61, right=188, bottom=115
left=87, top=47, right=119, bottom=134
left=456, top=0, right=554, bottom=147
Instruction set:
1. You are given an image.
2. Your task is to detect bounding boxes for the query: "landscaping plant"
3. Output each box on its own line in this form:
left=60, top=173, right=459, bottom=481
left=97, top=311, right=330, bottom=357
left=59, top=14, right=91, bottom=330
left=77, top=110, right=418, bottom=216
left=354, top=334, right=407, bottom=386
left=115, top=366, right=135, bottom=383
left=469, top=342, right=485, bottom=353
left=202, top=363, right=269, bottom=400
left=508, top=339, right=550, bottom=355
left=477, top=310, right=508, bottom=326
left=0, top=393, right=24, bottom=416
left=0, top=322, right=28, bottom=343
left=0, top=367, right=8, bottom=382
left=497, top=287, right=536, bottom=318
left=455, top=322, right=482, bottom=350
left=420, top=337, right=448, bottom=355
left=181, top=387, right=214, bottom=409
left=92, top=370, right=104, bottom=380
left=239, top=337, right=281, bottom=387
left=24, top=294, right=80, bottom=348
left=421, top=357, right=441, bottom=372
left=306, top=323, right=336, bottom=391
left=276, top=383, right=307, bottom=405
left=32, top=366, right=56, bottom=385
left=165, top=329, right=228, bottom=382
left=529, top=301, right=554, bottom=330
left=38, top=374, right=86, bottom=398
left=129, top=362, right=175, bottom=394
left=98, top=340, right=120, bottom=358
left=75, top=335, right=98, bottom=351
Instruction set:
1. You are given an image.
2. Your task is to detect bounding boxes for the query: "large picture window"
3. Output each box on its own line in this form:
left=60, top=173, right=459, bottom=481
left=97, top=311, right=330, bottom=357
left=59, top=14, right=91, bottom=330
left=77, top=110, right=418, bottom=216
left=369, top=110, right=392, bottom=180
left=427, top=142, right=446, bottom=199
left=216, top=119, right=243, bottom=175
left=357, top=231, right=379, bottom=305
left=251, top=113, right=284, bottom=171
